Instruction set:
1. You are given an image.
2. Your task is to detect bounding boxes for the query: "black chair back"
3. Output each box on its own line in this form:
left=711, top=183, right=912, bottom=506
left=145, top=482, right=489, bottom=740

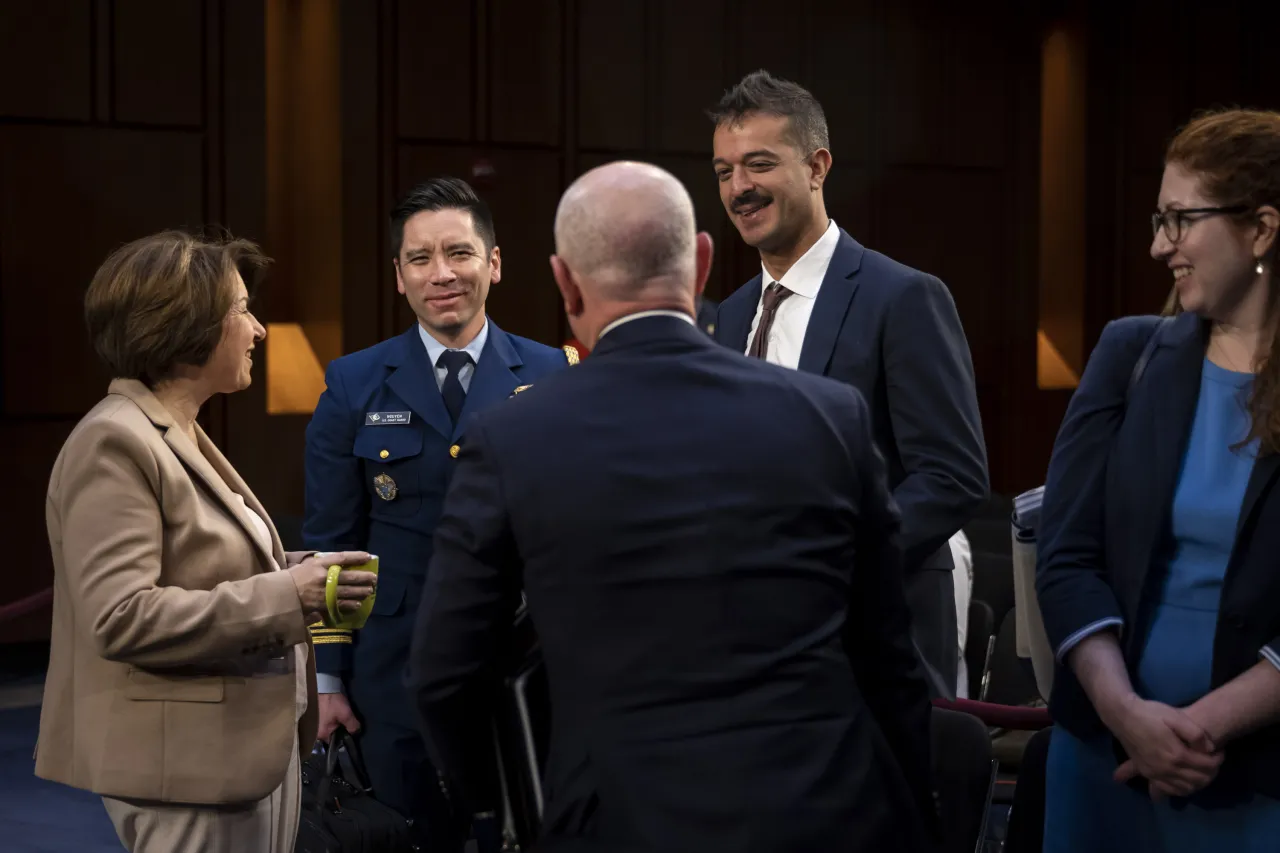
left=491, top=601, right=550, bottom=850
left=965, top=599, right=996, bottom=700
left=931, top=706, right=997, bottom=853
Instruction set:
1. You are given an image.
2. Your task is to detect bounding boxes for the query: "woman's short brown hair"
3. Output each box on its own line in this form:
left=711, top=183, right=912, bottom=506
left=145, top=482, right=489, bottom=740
left=1163, top=107, right=1280, bottom=453
left=85, top=230, right=270, bottom=386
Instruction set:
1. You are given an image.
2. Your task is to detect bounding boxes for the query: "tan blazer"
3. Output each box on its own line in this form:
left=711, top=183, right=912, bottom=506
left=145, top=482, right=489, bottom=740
left=36, top=379, right=320, bottom=805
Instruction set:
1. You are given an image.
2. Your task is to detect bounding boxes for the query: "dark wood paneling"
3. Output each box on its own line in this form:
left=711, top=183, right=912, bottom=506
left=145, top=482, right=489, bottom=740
left=653, top=0, right=727, bottom=154
left=880, top=0, right=1008, bottom=169
left=113, top=0, right=204, bottom=127
left=396, top=0, right=474, bottom=142
left=0, top=420, right=78, bottom=643
left=876, top=168, right=1006, bottom=384
left=735, top=0, right=808, bottom=86
left=808, top=0, right=877, bottom=165
left=397, top=144, right=564, bottom=346
left=0, top=126, right=205, bottom=416
left=0, top=0, right=92, bottom=121
left=488, top=0, right=562, bottom=146
left=1121, top=169, right=1169, bottom=317
left=1120, top=4, right=1179, bottom=172
left=576, top=0, right=645, bottom=151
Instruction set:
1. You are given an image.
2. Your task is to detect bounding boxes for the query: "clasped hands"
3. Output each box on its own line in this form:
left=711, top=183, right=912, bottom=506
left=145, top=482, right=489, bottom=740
left=1106, top=693, right=1223, bottom=801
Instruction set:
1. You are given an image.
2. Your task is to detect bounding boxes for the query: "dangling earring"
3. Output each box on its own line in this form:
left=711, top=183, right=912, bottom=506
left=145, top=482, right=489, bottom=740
left=1258, top=259, right=1267, bottom=275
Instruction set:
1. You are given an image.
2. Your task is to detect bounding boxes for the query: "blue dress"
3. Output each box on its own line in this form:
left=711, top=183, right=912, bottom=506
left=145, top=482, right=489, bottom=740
left=1043, top=359, right=1280, bottom=852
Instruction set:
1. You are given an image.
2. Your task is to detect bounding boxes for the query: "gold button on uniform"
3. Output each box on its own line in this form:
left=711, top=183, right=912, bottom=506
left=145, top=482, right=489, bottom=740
left=449, top=444, right=460, bottom=458
left=379, top=449, right=389, bottom=459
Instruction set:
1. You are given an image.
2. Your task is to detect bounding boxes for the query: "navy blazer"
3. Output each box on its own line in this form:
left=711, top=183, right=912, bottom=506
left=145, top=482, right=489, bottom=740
left=714, top=229, right=988, bottom=575
left=1037, top=311, right=1280, bottom=801
left=302, top=321, right=568, bottom=726
left=408, top=316, right=936, bottom=853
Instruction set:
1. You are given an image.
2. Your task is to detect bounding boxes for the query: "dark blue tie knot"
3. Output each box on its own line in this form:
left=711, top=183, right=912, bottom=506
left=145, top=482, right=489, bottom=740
left=437, top=350, right=473, bottom=426
left=436, top=349, right=473, bottom=376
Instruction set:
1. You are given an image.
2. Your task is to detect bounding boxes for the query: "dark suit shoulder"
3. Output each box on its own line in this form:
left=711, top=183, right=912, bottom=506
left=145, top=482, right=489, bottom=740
left=858, top=248, right=953, bottom=304
left=1081, top=313, right=1169, bottom=386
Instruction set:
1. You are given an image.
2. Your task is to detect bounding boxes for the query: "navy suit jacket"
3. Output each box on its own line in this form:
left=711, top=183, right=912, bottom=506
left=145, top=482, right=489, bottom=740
left=1037, top=311, right=1280, bottom=802
left=408, top=315, right=935, bottom=853
left=302, top=321, right=567, bottom=726
left=714, top=229, right=988, bottom=577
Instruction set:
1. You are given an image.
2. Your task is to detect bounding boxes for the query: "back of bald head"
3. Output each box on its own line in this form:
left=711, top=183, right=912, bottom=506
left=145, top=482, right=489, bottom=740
left=554, top=161, right=697, bottom=300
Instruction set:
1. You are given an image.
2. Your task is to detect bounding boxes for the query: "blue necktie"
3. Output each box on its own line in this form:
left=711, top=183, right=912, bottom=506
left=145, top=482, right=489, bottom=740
left=437, top=350, right=473, bottom=425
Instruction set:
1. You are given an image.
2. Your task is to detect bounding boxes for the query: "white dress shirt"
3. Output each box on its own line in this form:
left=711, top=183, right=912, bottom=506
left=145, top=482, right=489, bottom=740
left=743, top=219, right=841, bottom=368
left=418, top=319, right=490, bottom=390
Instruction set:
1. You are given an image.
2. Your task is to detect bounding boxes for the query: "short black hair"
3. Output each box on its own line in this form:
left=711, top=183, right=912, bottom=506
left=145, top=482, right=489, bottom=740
left=389, top=176, right=497, bottom=257
left=707, top=70, right=829, bottom=154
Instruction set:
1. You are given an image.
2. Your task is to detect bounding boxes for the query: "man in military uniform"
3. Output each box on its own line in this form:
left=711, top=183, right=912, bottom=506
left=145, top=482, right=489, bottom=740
left=302, top=177, right=572, bottom=851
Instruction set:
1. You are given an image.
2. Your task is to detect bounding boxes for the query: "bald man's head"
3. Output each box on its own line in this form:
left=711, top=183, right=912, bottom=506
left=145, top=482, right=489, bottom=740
left=554, top=162, right=697, bottom=299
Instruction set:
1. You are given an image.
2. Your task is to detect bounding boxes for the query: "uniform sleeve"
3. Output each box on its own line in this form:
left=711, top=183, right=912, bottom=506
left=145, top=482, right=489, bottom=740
left=303, top=363, right=369, bottom=677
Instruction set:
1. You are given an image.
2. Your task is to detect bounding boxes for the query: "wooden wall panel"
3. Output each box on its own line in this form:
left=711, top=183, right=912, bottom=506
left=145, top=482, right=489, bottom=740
left=396, top=0, right=474, bottom=141
left=877, top=168, right=1006, bottom=379
left=880, top=1, right=1009, bottom=169
left=577, top=0, right=645, bottom=151
left=0, top=0, right=92, bottom=121
left=808, top=1, right=877, bottom=165
left=397, top=144, right=564, bottom=346
left=0, top=126, right=205, bottom=415
left=652, top=0, right=727, bottom=154
left=488, top=0, right=563, bottom=146
left=0, top=0, right=266, bottom=644
left=1121, top=169, right=1170, bottom=317
left=0, top=421, right=78, bottom=641
left=113, top=0, right=204, bottom=127
left=734, top=0, right=808, bottom=86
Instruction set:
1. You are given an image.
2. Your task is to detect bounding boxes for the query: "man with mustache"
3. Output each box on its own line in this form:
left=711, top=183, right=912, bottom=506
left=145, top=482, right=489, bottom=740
left=302, top=177, right=572, bottom=852
left=408, top=160, right=936, bottom=853
left=710, top=71, right=989, bottom=698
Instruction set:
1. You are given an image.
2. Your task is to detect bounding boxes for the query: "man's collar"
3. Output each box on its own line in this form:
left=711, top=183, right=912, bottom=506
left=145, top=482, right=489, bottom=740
left=760, top=218, right=840, bottom=298
left=418, top=318, right=489, bottom=367
left=597, top=309, right=695, bottom=343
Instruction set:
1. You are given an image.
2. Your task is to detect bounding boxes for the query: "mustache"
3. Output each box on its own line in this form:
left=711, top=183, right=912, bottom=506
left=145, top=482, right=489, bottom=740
left=731, top=191, right=772, bottom=214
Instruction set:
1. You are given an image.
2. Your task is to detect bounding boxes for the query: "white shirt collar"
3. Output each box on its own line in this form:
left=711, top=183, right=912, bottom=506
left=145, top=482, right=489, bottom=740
left=760, top=219, right=840, bottom=299
left=418, top=318, right=490, bottom=368
left=598, top=309, right=695, bottom=342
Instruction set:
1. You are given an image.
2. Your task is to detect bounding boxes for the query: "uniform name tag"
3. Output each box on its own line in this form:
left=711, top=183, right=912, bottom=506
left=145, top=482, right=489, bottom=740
left=365, top=411, right=411, bottom=425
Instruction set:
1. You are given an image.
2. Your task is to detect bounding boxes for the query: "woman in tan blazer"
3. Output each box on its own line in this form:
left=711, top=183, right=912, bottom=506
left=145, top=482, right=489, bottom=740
left=36, top=230, right=377, bottom=853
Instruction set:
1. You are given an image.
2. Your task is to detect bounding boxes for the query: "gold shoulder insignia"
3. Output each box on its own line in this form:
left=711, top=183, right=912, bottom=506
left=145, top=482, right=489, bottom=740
left=563, top=344, right=580, bottom=365
left=510, top=384, right=533, bottom=398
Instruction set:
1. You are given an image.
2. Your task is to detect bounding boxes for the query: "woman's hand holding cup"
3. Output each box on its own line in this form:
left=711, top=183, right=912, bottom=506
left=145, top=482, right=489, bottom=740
left=288, top=551, right=377, bottom=626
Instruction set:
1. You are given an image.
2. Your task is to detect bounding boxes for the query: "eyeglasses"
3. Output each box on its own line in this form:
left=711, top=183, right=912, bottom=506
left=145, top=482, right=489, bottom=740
left=1151, top=206, right=1250, bottom=243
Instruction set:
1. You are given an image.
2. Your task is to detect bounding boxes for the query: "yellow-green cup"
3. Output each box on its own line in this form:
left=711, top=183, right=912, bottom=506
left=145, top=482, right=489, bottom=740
left=323, top=555, right=379, bottom=629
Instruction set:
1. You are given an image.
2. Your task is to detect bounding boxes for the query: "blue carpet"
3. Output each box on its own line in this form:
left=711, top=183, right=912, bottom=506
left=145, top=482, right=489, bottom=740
left=0, top=705, right=120, bottom=852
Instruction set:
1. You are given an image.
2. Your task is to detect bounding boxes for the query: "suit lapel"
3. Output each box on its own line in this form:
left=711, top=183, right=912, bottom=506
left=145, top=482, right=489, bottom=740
left=107, top=379, right=279, bottom=571
left=198, top=429, right=287, bottom=569
left=454, top=323, right=524, bottom=441
left=385, top=326, right=454, bottom=441
left=722, top=275, right=763, bottom=353
left=163, top=427, right=279, bottom=571
left=1132, top=317, right=1204, bottom=571
left=1237, top=443, right=1280, bottom=538
left=797, top=231, right=865, bottom=375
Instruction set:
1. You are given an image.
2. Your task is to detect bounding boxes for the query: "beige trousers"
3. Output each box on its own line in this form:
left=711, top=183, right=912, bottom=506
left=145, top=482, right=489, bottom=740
left=102, top=733, right=301, bottom=853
